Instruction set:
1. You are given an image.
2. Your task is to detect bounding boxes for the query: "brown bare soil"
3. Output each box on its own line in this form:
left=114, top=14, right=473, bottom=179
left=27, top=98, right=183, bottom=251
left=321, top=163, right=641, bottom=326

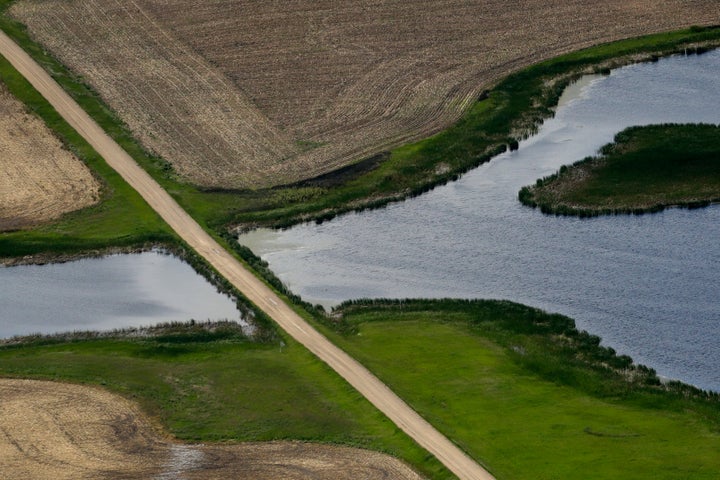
left=0, top=378, right=424, bottom=480
left=9, top=0, right=718, bottom=189
left=0, top=83, right=99, bottom=231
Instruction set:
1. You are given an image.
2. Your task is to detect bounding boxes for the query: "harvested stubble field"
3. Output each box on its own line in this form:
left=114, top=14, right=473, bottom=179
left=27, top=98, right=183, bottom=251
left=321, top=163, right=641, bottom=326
left=0, top=378, right=423, bottom=480
left=8, top=0, right=718, bottom=189
left=0, top=82, right=99, bottom=231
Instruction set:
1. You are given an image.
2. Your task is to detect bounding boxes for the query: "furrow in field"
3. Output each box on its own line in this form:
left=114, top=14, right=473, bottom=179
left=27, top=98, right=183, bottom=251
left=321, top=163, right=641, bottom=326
left=10, top=0, right=717, bottom=188
left=10, top=0, right=299, bottom=188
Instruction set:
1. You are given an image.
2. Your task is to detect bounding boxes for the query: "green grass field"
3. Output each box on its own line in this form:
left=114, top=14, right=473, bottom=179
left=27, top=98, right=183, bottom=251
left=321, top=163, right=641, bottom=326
left=324, top=300, right=720, bottom=480
left=519, top=124, right=720, bottom=216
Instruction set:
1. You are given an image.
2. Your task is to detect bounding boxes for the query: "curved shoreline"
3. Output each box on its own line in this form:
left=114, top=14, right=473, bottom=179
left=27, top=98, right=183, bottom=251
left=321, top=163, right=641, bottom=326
left=519, top=123, right=720, bottom=216
left=230, top=35, right=720, bottom=232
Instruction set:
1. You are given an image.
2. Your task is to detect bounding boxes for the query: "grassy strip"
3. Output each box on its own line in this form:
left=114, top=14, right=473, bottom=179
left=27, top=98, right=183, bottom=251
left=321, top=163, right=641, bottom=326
left=2, top=3, right=719, bottom=241
left=323, top=299, right=720, bottom=480
left=519, top=123, right=720, bottom=216
left=0, top=325, right=452, bottom=479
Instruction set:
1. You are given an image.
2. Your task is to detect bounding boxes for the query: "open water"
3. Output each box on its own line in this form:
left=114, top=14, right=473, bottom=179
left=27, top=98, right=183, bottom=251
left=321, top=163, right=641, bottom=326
left=239, top=50, right=720, bottom=391
left=0, top=251, right=244, bottom=338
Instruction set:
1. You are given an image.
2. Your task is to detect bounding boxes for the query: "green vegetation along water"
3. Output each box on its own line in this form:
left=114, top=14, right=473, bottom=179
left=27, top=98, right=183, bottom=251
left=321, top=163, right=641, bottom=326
left=3, top=300, right=718, bottom=479
left=519, top=123, right=720, bottom=215
left=324, top=300, right=720, bottom=480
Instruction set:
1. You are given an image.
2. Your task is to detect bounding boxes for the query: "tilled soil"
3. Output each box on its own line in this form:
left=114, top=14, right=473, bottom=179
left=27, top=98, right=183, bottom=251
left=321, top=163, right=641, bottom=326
left=9, top=0, right=718, bottom=189
left=0, top=83, right=99, bottom=231
left=0, top=379, right=424, bottom=480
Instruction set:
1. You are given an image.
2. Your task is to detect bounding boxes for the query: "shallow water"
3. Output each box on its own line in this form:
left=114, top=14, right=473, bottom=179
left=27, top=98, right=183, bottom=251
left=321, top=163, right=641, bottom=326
left=0, top=251, right=244, bottom=338
left=239, top=50, right=720, bottom=391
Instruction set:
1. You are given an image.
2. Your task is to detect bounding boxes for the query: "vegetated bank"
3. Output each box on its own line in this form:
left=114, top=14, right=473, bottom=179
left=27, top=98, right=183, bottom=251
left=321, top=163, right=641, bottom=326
left=320, top=299, right=720, bottom=480
left=519, top=123, right=720, bottom=216
left=226, top=32, right=720, bottom=231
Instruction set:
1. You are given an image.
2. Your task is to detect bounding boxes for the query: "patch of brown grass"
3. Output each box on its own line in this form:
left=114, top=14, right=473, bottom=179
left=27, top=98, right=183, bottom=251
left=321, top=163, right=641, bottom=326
left=0, top=378, right=423, bottom=480
left=0, top=83, right=99, bottom=231
left=9, top=0, right=718, bottom=189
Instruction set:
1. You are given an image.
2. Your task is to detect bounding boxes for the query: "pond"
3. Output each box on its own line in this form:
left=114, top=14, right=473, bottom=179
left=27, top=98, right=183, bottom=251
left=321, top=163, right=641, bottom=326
left=238, top=50, right=720, bottom=391
left=0, top=251, right=245, bottom=338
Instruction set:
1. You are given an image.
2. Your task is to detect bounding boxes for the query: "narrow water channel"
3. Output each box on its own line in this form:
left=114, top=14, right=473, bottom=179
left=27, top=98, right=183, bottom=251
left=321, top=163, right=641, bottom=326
left=239, top=50, right=720, bottom=391
left=0, top=251, right=244, bottom=338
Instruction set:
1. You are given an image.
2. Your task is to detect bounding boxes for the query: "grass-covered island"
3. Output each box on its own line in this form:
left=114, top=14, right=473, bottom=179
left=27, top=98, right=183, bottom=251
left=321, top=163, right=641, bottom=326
left=2, top=300, right=719, bottom=479
left=519, top=123, right=720, bottom=216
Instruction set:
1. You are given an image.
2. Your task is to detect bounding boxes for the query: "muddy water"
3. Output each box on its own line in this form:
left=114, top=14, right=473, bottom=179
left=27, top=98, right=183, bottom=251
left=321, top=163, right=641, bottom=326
left=239, top=50, right=720, bottom=391
left=0, top=251, right=244, bottom=338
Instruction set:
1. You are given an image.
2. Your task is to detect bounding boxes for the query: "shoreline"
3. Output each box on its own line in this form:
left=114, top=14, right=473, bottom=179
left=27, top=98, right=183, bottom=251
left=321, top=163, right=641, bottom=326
left=228, top=37, right=720, bottom=233
left=519, top=123, right=720, bottom=216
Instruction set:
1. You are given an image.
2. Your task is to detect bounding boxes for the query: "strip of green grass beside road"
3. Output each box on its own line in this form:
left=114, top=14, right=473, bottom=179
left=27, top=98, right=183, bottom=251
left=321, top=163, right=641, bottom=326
left=519, top=123, right=720, bottom=216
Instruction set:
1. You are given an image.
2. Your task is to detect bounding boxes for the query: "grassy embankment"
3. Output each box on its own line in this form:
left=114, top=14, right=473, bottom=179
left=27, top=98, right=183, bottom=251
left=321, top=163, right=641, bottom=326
left=519, top=123, right=720, bottom=216
left=2, top=301, right=719, bottom=479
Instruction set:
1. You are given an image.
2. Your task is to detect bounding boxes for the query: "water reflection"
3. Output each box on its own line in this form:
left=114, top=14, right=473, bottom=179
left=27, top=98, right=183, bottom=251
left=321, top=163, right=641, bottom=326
left=0, top=251, right=245, bottom=338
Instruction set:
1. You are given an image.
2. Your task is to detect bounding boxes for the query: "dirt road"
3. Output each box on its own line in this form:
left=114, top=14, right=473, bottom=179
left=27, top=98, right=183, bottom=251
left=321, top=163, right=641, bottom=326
left=0, top=30, right=494, bottom=480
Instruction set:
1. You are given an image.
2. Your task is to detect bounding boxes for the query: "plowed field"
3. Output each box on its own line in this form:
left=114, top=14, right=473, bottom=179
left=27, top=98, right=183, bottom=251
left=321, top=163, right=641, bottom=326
left=0, top=379, right=423, bottom=480
left=9, top=0, right=717, bottom=189
left=0, top=83, right=99, bottom=231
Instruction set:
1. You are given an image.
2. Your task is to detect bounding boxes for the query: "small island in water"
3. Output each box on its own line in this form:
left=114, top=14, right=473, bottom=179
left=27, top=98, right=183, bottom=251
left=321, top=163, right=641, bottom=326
left=519, top=123, right=720, bottom=216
